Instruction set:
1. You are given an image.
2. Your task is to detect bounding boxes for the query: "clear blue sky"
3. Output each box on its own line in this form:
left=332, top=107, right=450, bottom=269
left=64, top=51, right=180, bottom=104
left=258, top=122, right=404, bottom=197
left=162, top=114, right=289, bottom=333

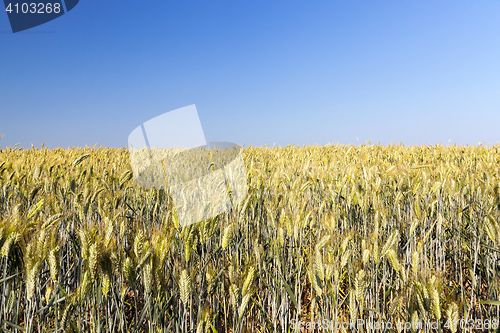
left=1, top=0, right=499, bottom=149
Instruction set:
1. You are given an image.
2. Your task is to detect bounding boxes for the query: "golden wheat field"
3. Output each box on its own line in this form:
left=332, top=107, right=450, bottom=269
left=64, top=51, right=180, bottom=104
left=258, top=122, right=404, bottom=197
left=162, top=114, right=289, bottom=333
left=0, top=144, right=500, bottom=332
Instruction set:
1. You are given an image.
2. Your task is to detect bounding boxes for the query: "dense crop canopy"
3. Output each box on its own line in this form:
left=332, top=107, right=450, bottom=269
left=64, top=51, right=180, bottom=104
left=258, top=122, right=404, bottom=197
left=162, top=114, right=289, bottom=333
left=0, top=143, right=499, bottom=332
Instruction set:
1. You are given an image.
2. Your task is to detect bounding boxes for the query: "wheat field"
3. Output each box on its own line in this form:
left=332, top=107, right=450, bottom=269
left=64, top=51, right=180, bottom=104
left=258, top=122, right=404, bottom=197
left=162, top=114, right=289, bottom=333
left=0, top=144, right=499, bottom=332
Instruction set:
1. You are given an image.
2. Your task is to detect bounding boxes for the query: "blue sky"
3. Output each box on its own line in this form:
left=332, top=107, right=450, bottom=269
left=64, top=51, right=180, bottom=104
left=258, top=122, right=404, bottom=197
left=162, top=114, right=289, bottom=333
left=1, top=0, right=499, bottom=149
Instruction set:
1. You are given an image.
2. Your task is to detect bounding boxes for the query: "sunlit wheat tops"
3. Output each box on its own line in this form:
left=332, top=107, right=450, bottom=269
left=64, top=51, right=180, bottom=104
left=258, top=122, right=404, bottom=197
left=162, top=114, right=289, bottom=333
left=0, top=143, right=499, bottom=332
